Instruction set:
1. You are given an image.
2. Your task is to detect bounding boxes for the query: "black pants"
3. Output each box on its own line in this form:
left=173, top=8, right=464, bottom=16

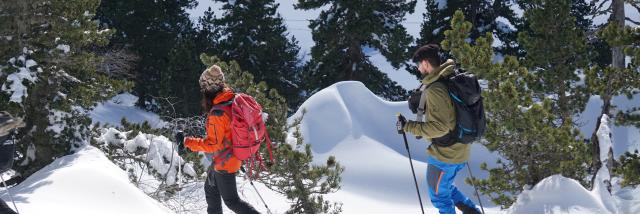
left=205, top=168, right=260, bottom=214
left=0, top=198, right=17, bottom=214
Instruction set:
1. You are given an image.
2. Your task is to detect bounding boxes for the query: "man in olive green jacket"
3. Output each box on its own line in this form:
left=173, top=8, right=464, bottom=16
left=398, top=44, right=481, bottom=214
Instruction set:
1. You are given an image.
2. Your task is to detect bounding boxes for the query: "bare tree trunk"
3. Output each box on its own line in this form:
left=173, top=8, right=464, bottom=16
left=611, top=0, right=625, bottom=70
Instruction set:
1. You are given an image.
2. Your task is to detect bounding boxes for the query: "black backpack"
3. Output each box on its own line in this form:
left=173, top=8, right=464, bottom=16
left=409, top=69, right=486, bottom=147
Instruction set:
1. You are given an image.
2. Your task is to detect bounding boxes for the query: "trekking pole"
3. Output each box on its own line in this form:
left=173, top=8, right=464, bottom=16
left=174, top=131, right=183, bottom=214
left=396, top=114, right=425, bottom=214
left=466, top=163, right=485, bottom=214
left=178, top=153, right=182, bottom=214
left=241, top=167, right=272, bottom=214
left=1, top=173, right=19, bottom=214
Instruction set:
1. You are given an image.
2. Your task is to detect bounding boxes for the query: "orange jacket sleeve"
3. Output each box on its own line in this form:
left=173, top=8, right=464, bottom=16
left=184, top=110, right=230, bottom=154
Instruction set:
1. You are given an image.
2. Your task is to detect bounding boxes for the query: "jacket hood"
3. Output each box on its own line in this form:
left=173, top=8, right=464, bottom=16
left=422, top=59, right=455, bottom=85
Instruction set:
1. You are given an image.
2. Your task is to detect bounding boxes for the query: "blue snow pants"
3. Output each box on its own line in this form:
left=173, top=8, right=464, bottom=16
left=426, top=156, right=480, bottom=214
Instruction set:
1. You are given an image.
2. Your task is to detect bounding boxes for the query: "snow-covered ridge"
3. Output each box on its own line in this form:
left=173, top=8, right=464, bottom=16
left=0, top=146, right=174, bottom=214
left=90, top=93, right=165, bottom=128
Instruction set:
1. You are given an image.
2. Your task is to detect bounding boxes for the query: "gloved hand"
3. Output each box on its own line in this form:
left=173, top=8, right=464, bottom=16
left=175, top=131, right=185, bottom=155
left=397, top=114, right=407, bottom=134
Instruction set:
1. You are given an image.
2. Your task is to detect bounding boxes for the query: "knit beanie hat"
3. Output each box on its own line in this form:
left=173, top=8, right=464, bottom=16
left=199, top=65, right=225, bottom=93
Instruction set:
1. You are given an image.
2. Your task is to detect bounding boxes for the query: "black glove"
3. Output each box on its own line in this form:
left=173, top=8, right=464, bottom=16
left=397, top=114, right=407, bottom=134
left=175, top=131, right=185, bottom=155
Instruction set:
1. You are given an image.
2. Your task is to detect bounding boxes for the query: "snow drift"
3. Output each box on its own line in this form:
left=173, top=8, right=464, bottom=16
left=90, top=93, right=165, bottom=128
left=508, top=175, right=611, bottom=214
left=0, top=146, right=173, bottom=214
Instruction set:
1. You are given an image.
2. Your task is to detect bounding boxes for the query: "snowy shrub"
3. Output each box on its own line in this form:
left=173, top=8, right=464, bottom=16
left=614, top=150, right=640, bottom=187
left=93, top=126, right=198, bottom=199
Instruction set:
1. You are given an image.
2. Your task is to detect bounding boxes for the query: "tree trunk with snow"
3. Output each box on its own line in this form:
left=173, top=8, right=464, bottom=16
left=590, top=0, right=625, bottom=191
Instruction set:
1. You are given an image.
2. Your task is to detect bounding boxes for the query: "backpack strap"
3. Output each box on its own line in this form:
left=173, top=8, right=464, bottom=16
left=415, top=77, right=449, bottom=122
left=208, top=100, right=233, bottom=117
left=415, top=84, right=428, bottom=122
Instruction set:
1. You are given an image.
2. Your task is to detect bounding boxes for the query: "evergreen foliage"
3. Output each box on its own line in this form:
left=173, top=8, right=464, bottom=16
left=296, top=0, right=417, bottom=101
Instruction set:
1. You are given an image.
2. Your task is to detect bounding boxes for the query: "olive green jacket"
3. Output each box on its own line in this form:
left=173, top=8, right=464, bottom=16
left=403, top=59, right=471, bottom=164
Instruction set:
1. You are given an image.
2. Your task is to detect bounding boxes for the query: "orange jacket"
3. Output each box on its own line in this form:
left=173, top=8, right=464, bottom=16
left=184, top=88, right=242, bottom=173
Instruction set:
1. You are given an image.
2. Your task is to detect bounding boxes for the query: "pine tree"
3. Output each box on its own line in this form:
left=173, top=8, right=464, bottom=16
left=96, top=0, right=201, bottom=115
left=612, top=25, right=640, bottom=127
left=159, top=30, right=209, bottom=116
left=0, top=0, right=130, bottom=177
left=200, top=54, right=344, bottom=214
left=296, top=0, right=417, bottom=101
left=409, top=0, right=519, bottom=77
left=614, top=150, right=640, bottom=187
left=197, top=7, right=222, bottom=55
left=442, top=10, right=590, bottom=208
left=212, top=0, right=303, bottom=110
left=517, top=0, right=590, bottom=126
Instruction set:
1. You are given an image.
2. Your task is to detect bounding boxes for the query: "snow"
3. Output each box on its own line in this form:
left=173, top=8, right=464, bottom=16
left=0, top=146, right=174, bottom=214
left=90, top=93, right=166, bottom=128
left=24, top=60, right=37, bottom=68
left=597, top=114, right=613, bottom=162
left=496, top=16, right=516, bottom=33
left=95, top=128, right=197, bottom=185
left=1, top=53, right=39, bottom=103
left=3, top=81, right=640, bottom=213
left=18, top=143, right=35, bottom=166
left=56, top=44, right=71, bottom=53
left=46, top=109, right=71, bottom=136
left=508, top=175, right=611, bottom=214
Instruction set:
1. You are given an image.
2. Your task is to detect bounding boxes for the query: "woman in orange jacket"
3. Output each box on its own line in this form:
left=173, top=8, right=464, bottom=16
left=179, top=65, right=259, bottom=214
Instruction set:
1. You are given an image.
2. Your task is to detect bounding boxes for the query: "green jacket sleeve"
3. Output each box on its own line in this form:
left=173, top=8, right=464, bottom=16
left=403, top=82, right=456, bottom=139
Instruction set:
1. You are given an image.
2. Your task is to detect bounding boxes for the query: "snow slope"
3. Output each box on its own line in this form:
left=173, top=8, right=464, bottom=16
left=90, top=93, right=165, bottom=128
left=0, top=144, right=288, bottom=214
left=291, top=81, right=502, bottom=213
left=508, top=175, right=611, bottom=214
left=0, top=146, right=173, bottom=214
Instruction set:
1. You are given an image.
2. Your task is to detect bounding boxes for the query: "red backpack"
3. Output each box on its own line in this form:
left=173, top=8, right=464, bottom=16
left=229, top=93, right=273, bottom=178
